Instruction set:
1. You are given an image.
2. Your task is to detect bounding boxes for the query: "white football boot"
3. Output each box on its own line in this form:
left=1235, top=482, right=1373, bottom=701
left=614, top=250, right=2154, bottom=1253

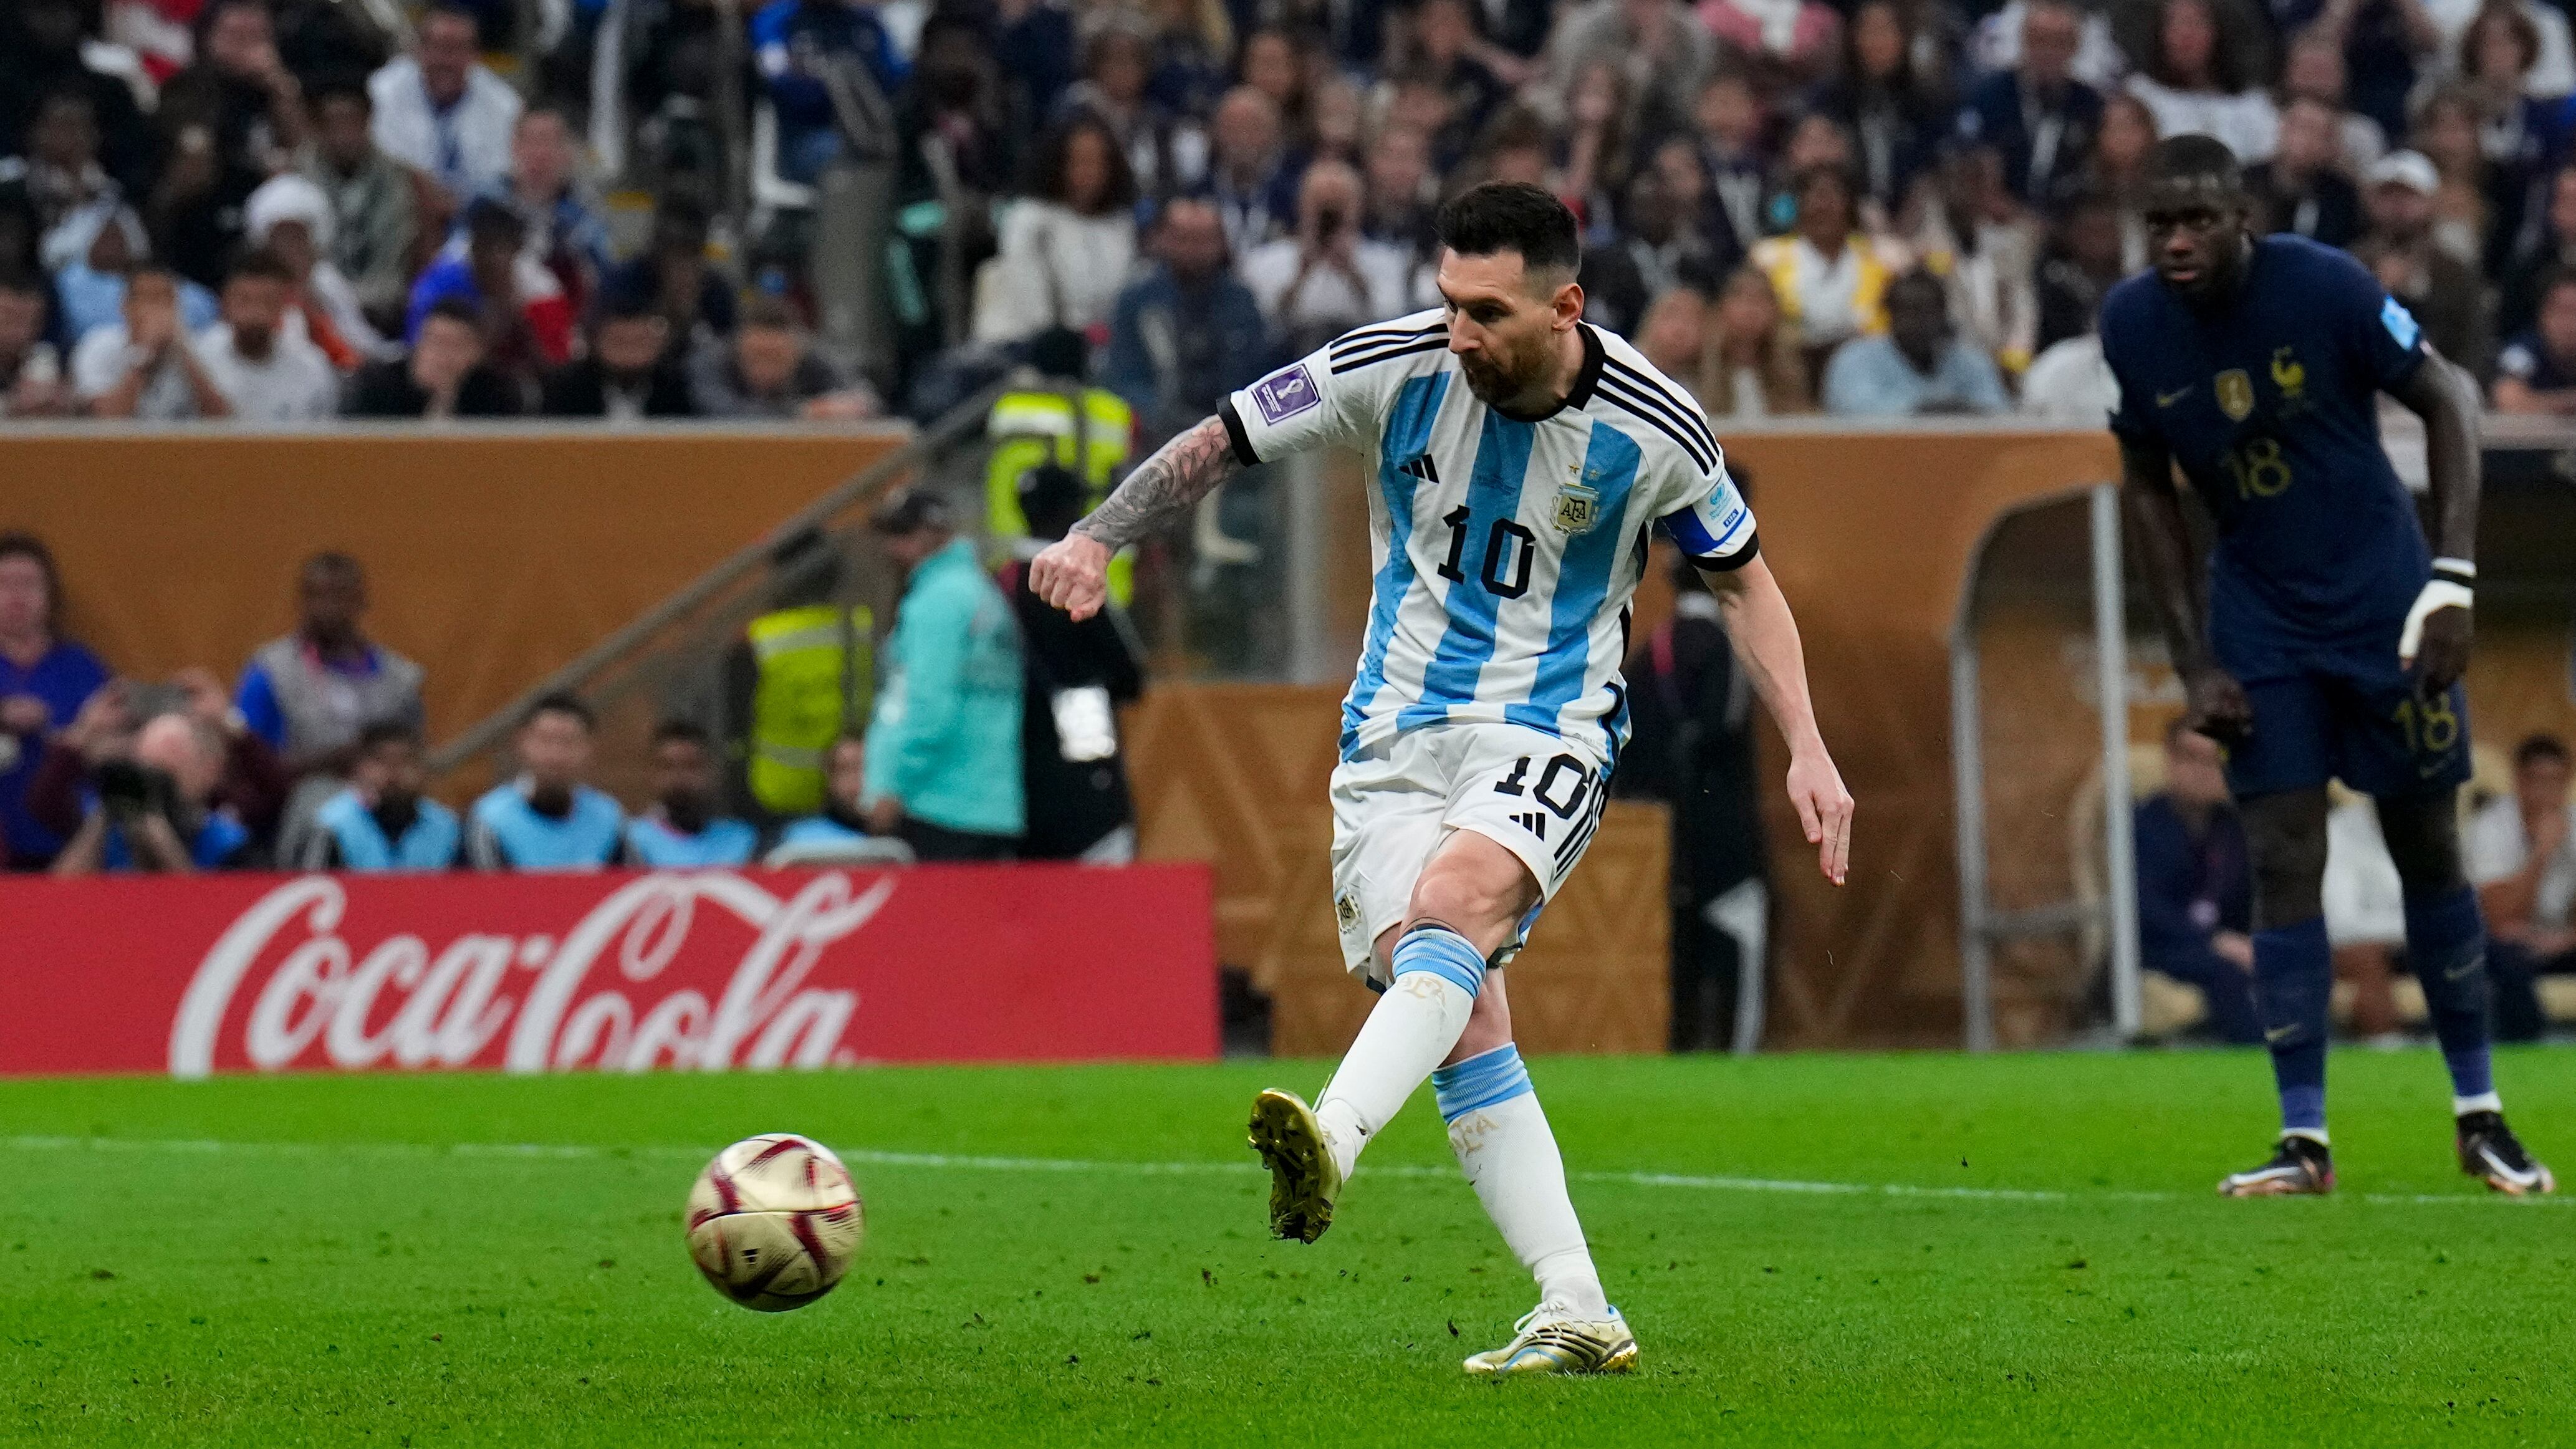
left=1461, top=1302, right=1638, bottom=1376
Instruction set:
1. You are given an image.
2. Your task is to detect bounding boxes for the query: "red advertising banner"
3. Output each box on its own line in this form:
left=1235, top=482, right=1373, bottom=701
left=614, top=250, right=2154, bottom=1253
left=0, top=865, right=1217, bottom=1077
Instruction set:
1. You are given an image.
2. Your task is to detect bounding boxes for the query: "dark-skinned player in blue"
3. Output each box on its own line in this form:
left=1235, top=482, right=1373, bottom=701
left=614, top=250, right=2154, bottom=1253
left=2102, top=135, right=2555, bottom=1197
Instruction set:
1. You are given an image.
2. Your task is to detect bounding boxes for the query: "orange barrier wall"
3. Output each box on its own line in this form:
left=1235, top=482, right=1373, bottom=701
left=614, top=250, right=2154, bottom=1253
left=0, top=426, right=910, bottom=744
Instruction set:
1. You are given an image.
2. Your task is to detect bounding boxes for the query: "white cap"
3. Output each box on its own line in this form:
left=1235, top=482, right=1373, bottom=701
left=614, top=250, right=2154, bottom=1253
left=2367, top=150, right=2439, bottom=196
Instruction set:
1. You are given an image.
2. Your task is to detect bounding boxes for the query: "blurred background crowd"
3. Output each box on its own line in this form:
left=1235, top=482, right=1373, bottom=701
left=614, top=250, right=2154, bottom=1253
left=14, top=0, right=2576, bottom=430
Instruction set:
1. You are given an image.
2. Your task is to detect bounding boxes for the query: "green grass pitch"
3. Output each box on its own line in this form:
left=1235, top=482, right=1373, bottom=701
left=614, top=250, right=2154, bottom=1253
left=5, top=1049, right=2574, bottom=1446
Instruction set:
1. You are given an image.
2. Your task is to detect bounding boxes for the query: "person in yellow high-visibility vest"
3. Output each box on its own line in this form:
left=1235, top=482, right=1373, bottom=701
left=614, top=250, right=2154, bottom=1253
left=725, top=531, right=875, bottom=819
left=986, top=328, right=1138, bottom=601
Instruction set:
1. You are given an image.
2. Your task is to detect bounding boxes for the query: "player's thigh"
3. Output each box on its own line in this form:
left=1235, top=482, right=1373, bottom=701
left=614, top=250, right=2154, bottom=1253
left=1431, top=724, right=1611, bottom=936
left=2326, top=663, right=2471, bottom=801
left=2222, top=676, right=2337, bottom=799
left=1329, top=736, right=1451, bottom=983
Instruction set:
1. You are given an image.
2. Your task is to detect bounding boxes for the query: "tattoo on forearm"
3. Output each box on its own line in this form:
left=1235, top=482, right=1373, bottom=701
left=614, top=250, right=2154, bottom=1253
left=1072, top=416, right=1245, bottom=550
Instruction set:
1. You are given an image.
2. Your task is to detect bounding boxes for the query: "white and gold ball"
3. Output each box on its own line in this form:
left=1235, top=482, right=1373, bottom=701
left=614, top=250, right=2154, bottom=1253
left=685, top=1134, right=864, bottom=1312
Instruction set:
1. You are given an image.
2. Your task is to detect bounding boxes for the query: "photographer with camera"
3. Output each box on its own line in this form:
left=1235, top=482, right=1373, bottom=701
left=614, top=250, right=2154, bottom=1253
left=50, top=708, right=254, bottom=875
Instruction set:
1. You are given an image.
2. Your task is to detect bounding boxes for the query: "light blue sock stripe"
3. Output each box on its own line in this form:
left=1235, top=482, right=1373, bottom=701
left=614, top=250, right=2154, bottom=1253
left=1390, top=925, right=1485, bottom=998
left=1433, top=1044, right=1532, bottom=1123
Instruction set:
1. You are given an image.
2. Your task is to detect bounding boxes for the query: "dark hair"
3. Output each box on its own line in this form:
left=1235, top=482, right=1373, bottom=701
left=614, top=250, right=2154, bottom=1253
left=653, top=718, right=714, bottom=749
left=420, top=2, right=481, bottom=43
left=421, top=296, right=482, bottom=333
left=2463, top=1, right=2541, bottom=79
left=226, top=246, right=296, bottom=287
left=463, top=196, right=527, bottom=243
left=0, top=532, right=63, bottom=618
left=2535, top=264, right=2576, bottom=311
left=300, top=549, right=363, bottom=583
left=1027, top=116, right=1138, bottom=214
left=739, top=294, right=797, bottom=332
left=1436, top=181, right=1581, bottom=274
left=2146, top=133, right=2244, bottom=193
left=869, top=488, right=956, bottom=537
left=523, top=691, right=594, bottom=731
left=2146, top=0, right=2249, bottom=92
left=357, top=719, right=423, bottom=753
left=36, top=85, right=97, bottom=125
left=305, top=74, right=372, bottom=113
left=2516, top=733, right=2572, bottom=769
left=1885, top=267, right=1947, bottom=311
left=597, top=289, right=662, bottom=327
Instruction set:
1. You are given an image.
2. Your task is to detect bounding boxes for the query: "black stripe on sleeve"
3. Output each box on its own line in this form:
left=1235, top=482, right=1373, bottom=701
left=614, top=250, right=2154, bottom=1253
left=1329, top=337, right=1450, bottom=375
left=1684, top=529, right=1759, bottom=572
left=1605, top=358, right=1719, bottom=462
left=1595, top=377, right=1714, bottom=473
left=1329, top=320, right=1444, bottom=358
left=1218, top=397, right=1262, bottom=466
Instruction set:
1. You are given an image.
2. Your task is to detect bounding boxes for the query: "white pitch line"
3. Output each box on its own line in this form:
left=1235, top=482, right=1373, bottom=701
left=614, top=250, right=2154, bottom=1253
left=4, top=1133, right=2565, bottom=1209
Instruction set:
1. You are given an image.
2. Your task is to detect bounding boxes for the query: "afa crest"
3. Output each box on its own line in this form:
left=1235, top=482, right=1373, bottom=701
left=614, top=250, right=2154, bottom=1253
left=1553, top=478, right=1602, bottom=534
left=2215, top=368, right=2255, bottom=421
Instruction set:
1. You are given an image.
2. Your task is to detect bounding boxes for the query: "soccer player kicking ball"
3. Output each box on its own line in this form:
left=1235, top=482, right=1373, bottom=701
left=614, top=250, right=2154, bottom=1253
left=2103, top=135, right=2554, bottom=1198
left=1031, top=182, right=1854, bottom=1374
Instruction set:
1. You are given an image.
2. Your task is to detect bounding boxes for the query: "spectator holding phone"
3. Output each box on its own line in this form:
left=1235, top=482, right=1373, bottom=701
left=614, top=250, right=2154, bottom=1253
left=0, top=533, right=112, bottom=869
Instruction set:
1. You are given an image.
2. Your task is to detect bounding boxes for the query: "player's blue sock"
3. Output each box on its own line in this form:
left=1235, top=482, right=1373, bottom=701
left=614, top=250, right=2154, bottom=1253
left=2403, top=885, right=2499, bottom=1107
left=1432, top=1044, right=1532, bottom=1122
left=2252, top=917, right=2332, bottom=1138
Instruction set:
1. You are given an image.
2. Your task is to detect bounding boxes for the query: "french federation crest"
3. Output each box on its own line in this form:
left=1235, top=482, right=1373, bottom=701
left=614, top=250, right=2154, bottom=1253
left=1553, top=479, right=1602, bottom=534
left=2215, top=368, right=2254, bottom=421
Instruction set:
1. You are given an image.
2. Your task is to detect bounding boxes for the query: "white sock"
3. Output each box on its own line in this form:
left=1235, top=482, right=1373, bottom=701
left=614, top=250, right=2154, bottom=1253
left=1436, top=1046, right=1609, bottom=1319
left=2454, top=1091, right=2502, bottom=1117
left=1314, top=927, right=1484, bottom=1179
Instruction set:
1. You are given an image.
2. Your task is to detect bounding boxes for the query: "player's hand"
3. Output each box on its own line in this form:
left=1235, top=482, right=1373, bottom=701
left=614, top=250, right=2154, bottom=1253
left=2404, top=604, right=2472, bottom=696
left=1785, top=745, right=1854, bottom=887
left=2181, top=666, right=2253, bottom=745
left=1029, top=532, right=1112, bottom=622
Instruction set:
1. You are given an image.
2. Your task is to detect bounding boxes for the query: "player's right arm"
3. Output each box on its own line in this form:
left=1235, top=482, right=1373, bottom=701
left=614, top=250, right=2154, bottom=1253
left=2118, top=431, right=2251, bottom=742
left=1029, top=416, right=1244, bottom=622
left=1032, top=319, right=1421, bottom=620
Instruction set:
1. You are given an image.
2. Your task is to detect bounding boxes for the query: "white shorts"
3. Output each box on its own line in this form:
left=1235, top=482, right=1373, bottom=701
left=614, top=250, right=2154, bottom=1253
left=1327, top=722, right=1612, bottom=982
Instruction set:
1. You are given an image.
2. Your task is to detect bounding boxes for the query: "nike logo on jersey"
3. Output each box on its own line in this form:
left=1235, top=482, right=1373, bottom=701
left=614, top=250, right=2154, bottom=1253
left=2156, top=387, right=2194, bottom=407
left=1399, top=455, right=1440, bottom=483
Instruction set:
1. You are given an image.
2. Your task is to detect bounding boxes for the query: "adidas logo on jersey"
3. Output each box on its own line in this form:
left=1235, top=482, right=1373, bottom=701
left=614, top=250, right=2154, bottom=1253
left=1509, top=810, right=1549, bottom=841
left=1398, top=455, right=1440, bottom=483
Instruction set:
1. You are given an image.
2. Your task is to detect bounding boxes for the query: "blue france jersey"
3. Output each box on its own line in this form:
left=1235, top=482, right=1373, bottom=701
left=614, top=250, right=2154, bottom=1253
left=1221, top=310, right=1757, bottom=761
left=2100, top=235, right=2434, bottom=681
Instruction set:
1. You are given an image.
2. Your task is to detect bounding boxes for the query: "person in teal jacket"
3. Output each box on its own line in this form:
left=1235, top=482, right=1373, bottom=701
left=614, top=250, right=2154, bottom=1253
left=861, top=491, right=1025, bottom=860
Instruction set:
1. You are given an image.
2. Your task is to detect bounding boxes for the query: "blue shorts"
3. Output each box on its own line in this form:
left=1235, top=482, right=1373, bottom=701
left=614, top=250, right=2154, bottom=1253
left=2222, top=658, right=2471, bottom=801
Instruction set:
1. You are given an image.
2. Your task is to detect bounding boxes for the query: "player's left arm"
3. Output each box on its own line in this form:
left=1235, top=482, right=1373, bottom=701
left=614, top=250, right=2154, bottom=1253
left=2385, top=350, right=2481, bottom=693
left=1698, top=554, right=1855, bottom=887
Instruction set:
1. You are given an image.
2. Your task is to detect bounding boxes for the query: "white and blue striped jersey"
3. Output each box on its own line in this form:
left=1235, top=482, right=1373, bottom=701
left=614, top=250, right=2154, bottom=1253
left=1218, top=308, right=1757, bottom=763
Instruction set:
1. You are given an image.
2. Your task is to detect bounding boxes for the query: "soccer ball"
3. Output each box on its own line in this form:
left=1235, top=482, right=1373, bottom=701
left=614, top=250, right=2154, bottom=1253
left=685, top=1134, right=865, bottom=1312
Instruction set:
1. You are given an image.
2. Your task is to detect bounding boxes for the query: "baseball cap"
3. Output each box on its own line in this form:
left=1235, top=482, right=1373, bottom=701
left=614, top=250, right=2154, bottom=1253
left=2367, top=151, right=2438, bottom=196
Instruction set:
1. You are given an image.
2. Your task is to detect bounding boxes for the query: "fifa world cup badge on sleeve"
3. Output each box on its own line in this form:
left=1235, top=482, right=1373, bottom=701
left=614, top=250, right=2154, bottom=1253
left=1252, top=364, right=1321, bottom=423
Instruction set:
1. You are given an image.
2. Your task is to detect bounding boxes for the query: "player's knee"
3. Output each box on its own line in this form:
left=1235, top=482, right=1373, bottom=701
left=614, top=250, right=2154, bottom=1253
left=2377, top=791, right=2466, bottom=892
left=1407, top=850, right=1532, bottom=946
left=2244, top=808, right=2328, bottom=928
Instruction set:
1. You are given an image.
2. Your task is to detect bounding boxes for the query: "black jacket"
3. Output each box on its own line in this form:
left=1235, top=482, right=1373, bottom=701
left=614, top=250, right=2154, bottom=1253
left=344, top=359, right=523, bottom=418
left=1001, top=556, right=1143, bottom=860
left=541, top=357, right=699, bottom=418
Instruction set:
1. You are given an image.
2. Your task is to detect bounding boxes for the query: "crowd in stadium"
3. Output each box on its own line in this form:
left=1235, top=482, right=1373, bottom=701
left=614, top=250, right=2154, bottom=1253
left=9, top=0, right=2576, bottom=426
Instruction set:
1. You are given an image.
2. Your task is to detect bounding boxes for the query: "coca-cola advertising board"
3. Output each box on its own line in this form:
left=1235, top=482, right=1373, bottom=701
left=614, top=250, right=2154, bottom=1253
left=0, top=865, right=1218, bottom=1077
